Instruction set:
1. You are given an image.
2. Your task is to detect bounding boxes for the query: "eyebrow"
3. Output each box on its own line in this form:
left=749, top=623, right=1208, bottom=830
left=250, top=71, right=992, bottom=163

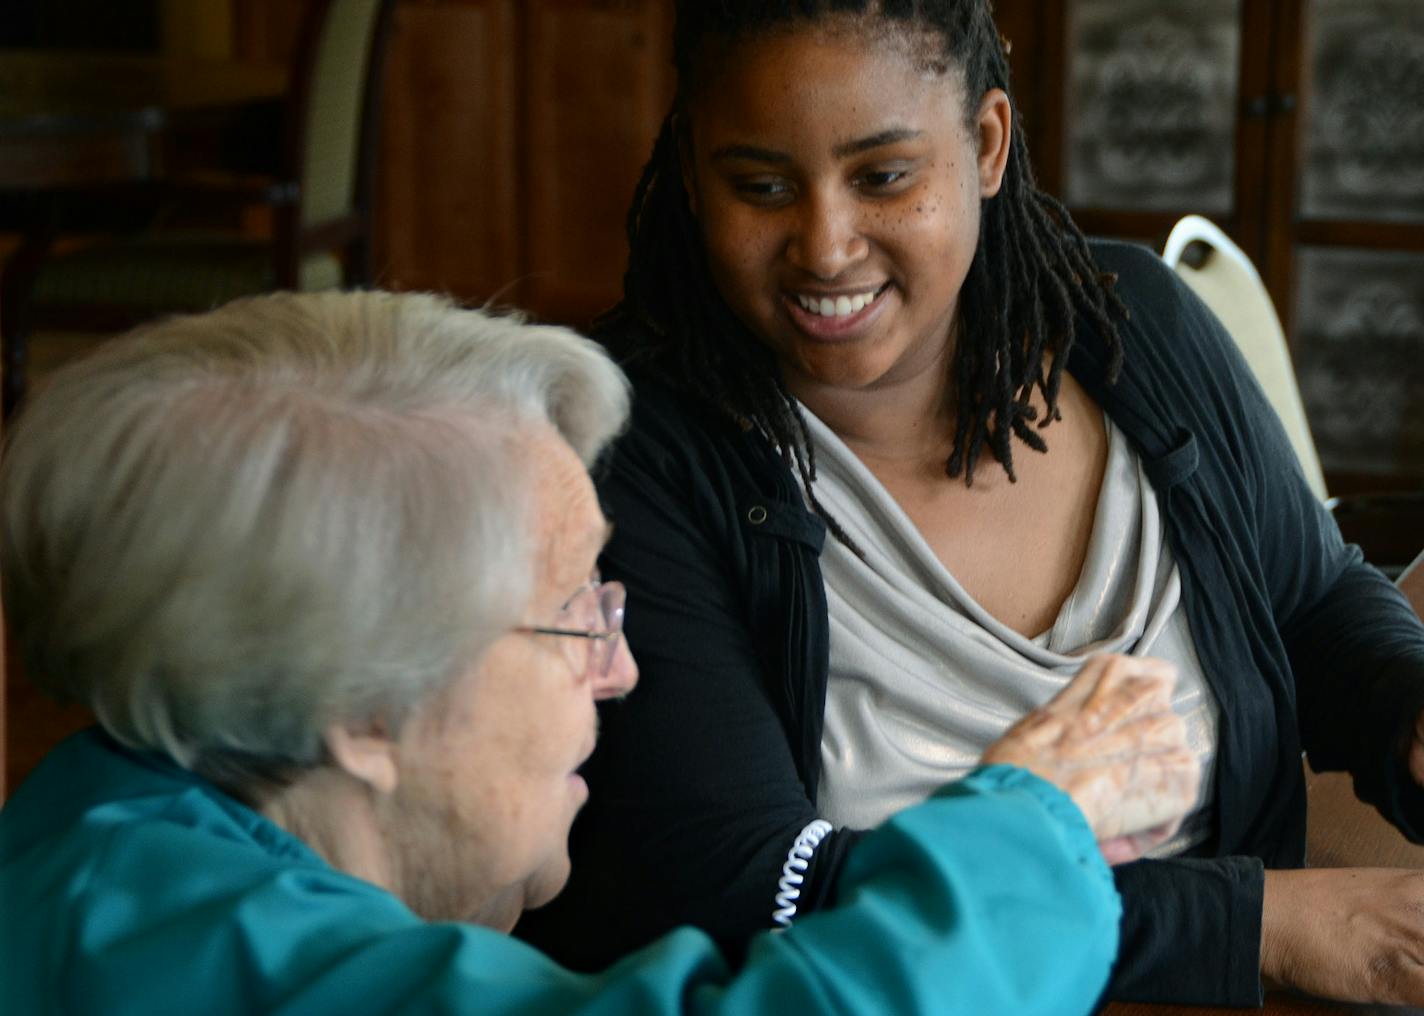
left=833, top=128, right=923, bottom=159
left=709, top=143, right=792, bottom=166
left=708, top=128, right=924, bottom=166
left=584, top=520, right=613, bottom=565
left=585, top=523, right=614, bottom=583
left=559, top=523, right=614, bottom=604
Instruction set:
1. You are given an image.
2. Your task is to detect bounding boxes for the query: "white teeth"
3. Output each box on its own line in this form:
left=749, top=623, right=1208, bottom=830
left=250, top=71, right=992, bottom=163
left=796, top=288, right=880, bottom=318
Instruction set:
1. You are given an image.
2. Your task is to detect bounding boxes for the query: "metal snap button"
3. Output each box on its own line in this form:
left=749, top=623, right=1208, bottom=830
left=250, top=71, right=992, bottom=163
left=746, top=505, right=768, bottom=525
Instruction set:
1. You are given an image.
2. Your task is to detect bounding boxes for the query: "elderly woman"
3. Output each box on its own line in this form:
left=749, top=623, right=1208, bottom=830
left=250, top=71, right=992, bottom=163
left=0, top=291, right=1195, bottom=1014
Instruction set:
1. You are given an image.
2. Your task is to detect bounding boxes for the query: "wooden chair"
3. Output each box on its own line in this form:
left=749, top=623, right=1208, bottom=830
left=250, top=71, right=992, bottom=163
left=0, top=0, right=398, bottom=419
left=1163, top=215, right=1328, bottom=500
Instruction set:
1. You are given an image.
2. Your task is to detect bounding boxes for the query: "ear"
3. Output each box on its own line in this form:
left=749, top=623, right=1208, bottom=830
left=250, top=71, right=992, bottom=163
left=974, top=88, right=1013, bottom=199
left=325, top=722, right=399, bottom=796
left=676, top=114, right=700, bottom=218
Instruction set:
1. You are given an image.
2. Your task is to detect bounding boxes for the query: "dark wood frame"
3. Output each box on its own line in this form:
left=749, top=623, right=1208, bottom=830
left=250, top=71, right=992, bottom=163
left=1007, top=0, right=1281, bottom=261
left=999, top=0, right=1424, bottom=496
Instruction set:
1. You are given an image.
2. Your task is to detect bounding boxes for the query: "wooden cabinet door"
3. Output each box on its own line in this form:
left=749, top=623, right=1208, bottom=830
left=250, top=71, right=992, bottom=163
left=371, top=0, right=671, bottom=326
left=521, top=0, right=673, bottom=325
left=375, top=0, right=520, bottom=302
left=998, top=0, right=1424, bottom=491
left=1007, top=0, right=1267, bottom=254
left=1271, top=0, right=1424, bottom=490
left=231, top=0, right=309, bottom=63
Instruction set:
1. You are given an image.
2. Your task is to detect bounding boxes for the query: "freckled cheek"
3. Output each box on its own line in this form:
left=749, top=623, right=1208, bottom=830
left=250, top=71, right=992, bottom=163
left=923, top=185, right=978, bottom=257
left=715, top=223, right=779, bottom=276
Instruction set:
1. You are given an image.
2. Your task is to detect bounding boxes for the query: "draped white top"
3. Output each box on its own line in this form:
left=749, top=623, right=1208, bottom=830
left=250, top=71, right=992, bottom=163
left=805, top=407, right=1219, bottom=857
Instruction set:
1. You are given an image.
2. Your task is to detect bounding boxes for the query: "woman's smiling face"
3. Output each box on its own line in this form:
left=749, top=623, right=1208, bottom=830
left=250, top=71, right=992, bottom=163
left=681, top=20, right=1010, bottom=398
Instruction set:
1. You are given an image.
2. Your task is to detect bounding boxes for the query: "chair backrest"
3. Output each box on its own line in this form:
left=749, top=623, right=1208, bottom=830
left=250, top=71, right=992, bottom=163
left=277, top=0, right=397, bottom=285
left=1162, top=215, right=1329, bottom=501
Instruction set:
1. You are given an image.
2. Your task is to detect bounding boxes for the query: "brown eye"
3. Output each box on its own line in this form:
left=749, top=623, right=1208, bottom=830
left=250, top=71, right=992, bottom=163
left=857, top=168, right=909, bottom=191
left=732, top=177, right=794, bottom=205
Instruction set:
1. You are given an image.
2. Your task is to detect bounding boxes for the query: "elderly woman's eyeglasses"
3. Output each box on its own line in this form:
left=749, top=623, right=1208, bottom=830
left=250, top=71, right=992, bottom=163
left=514, top=578, right=626, bottom=679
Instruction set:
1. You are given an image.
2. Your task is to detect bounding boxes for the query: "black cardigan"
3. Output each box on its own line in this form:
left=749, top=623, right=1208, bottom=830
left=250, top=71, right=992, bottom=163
left=516, top=240, right=1424, bottom=1005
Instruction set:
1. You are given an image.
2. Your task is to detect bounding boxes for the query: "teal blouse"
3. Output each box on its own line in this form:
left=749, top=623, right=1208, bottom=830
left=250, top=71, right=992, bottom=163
left=0, top=729, right=1119, bottom=1014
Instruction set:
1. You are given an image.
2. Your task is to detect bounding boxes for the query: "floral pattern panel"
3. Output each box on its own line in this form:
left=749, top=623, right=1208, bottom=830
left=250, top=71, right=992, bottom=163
left=1294, top=248, right=1424, bottom=477
left=1301, top=0, right=1424, bottom=223
left=1063, top=0, right=1241, bottom=213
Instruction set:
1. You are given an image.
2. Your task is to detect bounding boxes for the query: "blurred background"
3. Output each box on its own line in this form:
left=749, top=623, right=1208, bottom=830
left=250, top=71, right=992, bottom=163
left=2, top=0, right=1420, bottom=486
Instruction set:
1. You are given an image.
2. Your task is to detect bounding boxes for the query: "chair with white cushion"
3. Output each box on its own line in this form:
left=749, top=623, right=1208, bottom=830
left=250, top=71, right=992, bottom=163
left=1163, top=214, right=1424, bottom=576
left=1162, top=214, right=1328, bottom=501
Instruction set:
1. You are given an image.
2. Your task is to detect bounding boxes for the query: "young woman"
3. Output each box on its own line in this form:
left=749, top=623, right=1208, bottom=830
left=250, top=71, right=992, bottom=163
left=515, top=1, right=1424, bottom=1007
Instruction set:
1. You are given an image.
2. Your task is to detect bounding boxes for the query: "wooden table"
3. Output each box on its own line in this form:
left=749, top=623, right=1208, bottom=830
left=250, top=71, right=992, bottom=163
left=0, top=50, right=286, bottom=190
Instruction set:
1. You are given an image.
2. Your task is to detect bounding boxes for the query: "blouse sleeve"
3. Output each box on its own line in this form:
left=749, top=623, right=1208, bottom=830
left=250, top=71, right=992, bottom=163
left=1148, top=245, right=1424, bottom=835
left=1093, top=244, right=1424, bottom=1003
left=53, top=770, right=1120, bottom=1015
left=1243, top=358, right=1424, bottom=835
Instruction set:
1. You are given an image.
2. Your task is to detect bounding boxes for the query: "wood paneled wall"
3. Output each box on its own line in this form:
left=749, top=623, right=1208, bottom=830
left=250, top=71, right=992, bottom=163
left=377, top=1, right=520, bottom=307
left=373, top=0, right=673, bottom=326
left=230, top=0, right=673, bottom=327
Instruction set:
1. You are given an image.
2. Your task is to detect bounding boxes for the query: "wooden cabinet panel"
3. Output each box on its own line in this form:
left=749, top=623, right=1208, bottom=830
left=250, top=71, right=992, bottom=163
left=1293, top=247, right=1424, bottom=482
left=999, top=0, right=1424, bottom=489
left=1281, top=0, right=1424, bottom=488
left=232, top=0, right=309, bottom=63
left=521, top=0, right=672, bottom=324
left=1061, top=0, right=1242, bottom=217
left=371, top=0, right=670, bottom=323
left=375, top=0, right=519, bottom=301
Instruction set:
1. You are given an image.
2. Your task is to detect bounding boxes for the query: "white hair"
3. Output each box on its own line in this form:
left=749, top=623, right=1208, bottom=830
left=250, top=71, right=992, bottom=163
left=0, top=291, right=630, bottom=797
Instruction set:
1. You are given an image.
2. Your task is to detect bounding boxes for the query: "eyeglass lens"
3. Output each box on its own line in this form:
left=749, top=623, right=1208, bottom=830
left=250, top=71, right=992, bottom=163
left=558, top=580, right=626, bottom=677
left=591, top=582, right=625, bottom=677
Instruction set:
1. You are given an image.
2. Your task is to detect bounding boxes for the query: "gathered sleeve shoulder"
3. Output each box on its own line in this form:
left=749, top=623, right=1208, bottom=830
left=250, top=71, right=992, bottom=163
left=8, top=749, right=1120, bottom=1015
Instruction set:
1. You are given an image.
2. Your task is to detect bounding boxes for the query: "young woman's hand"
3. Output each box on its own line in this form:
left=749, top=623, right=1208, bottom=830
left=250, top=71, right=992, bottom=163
left=1263, top=867, right=1424, bottom=1005
left=981, top=653, right=1201, bottom=864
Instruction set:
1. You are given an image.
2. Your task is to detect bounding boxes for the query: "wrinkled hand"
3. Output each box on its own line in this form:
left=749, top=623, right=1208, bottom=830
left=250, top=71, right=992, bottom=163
left=981, top=653, right=1200, bottom=865
left=1262, top=867, right=1424, bottom=1005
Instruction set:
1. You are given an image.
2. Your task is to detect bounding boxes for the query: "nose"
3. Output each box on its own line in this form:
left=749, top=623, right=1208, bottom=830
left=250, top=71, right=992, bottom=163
left=785, top=187, right=869, bottom=280
left=592, top=635, right=638, bottom=701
